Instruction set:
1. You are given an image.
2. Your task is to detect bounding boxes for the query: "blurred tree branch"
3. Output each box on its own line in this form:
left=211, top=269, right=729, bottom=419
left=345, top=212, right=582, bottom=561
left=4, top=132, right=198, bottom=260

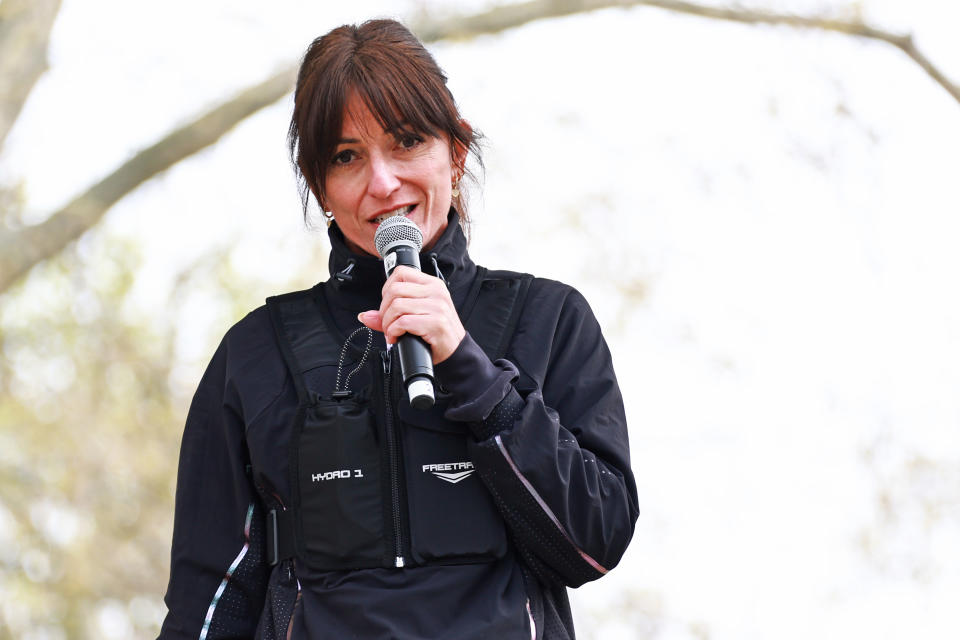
left=416, top=0, right=958, bottom=105
left=1, top=0, right=958, bottom=294
left=0, top=68, right=297, bottom=292
left=0, top=0, right=62, bottom=151
left=639, top=0, right=960, bottom=104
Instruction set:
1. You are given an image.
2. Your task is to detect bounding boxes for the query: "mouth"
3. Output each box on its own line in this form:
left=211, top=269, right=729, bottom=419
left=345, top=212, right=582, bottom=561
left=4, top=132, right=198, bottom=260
left=372, top=204, right=416, bottom=225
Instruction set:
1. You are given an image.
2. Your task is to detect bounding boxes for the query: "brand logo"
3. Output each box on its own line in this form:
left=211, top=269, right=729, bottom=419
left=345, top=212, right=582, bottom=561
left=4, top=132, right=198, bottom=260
left=384, top=253, right=398, bottom=273
left=422, top=461, right=475, bottom=484
left=311, top=468, right=364, bottom=482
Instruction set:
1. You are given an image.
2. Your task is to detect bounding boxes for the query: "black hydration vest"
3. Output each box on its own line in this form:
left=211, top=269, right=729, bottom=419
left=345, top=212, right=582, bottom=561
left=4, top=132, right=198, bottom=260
left=263, top=268, right=532, bottom=571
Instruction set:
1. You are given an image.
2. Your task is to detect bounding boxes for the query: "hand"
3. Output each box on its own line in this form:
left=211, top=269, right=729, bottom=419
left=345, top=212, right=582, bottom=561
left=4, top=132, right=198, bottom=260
left=358, top=266, right=466, bottom=364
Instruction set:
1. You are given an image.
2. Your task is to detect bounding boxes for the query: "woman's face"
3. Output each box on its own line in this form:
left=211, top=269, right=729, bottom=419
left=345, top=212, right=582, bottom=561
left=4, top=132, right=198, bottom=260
left=323, top=94, right=460, bottom=257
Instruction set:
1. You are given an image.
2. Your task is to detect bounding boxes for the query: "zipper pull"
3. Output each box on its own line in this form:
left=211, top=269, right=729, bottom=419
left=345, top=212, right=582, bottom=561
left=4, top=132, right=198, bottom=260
left=381, top=349, right=392, bottom=375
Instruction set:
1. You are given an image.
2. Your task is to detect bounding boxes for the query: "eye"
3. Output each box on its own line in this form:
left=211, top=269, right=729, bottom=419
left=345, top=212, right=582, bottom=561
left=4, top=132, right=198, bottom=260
left=332, top=149, right=355, bottom=165
left=397, top=133, right=424, bottom=150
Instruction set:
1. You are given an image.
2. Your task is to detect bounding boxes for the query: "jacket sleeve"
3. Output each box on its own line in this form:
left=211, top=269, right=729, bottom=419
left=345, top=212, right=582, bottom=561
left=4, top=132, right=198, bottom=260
left=159, top=334, right=269, bottom=639
left=435, top=284, right=638, bottom=588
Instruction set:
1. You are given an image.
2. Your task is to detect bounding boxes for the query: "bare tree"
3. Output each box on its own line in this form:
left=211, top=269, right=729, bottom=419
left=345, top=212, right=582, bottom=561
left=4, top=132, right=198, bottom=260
left=0, top=0, right=957, bottom=294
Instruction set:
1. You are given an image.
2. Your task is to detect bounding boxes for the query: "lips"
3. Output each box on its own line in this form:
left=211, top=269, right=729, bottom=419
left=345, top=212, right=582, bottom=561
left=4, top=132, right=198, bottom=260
left=372, top=204, right=416, bottom=224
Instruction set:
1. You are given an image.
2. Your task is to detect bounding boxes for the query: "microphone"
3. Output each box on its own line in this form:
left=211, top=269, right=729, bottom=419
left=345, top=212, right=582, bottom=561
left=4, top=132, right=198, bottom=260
left=374, top=215, right=435, bottom=410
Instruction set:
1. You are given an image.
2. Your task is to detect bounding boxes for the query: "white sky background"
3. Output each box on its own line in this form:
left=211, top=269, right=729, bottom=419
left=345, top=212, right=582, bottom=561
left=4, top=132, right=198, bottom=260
left=3, top=0, right=960, bottom=638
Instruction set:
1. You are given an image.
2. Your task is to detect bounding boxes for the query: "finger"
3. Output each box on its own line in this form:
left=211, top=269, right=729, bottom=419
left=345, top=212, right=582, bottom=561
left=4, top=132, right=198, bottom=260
left=379, top=283, right=435, bottom=316
left=358, top=310, right=397, bottom=345
left=382, top=305, right=465, bottom=363
left=381, top=276, right=437, bottom=306
left=380, top=284, right=452, bottom=327
left=357, top=310, right=384, bottom=333
left=379, top=291, right=453, bottom=324
left=378, top=297, right=429, bottom=338
left=387, top=265, right=434, bottom=284
left=380, top=298, right=454, bottom=341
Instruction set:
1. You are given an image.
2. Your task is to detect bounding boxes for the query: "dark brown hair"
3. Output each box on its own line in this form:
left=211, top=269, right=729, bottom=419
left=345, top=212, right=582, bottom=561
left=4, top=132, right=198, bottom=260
left=288, top=19, right=481, bottom=228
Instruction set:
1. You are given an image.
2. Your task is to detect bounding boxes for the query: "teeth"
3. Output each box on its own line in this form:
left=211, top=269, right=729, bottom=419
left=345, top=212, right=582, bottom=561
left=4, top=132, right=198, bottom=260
left=374, top=205, right=413, bottom=224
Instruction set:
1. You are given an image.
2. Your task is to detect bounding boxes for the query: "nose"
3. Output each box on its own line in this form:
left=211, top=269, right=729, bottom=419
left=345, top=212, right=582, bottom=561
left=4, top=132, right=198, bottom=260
left=367, top=153, right=401, bottom=199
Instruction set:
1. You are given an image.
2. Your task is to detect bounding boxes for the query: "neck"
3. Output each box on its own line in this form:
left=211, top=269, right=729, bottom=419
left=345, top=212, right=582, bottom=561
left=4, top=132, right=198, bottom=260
left=324, top=209, right=477, bottom=318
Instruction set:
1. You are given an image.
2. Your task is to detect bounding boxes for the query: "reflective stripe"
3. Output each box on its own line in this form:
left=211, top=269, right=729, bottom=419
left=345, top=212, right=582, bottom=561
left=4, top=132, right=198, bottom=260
left=494, top=435, right=608, bottom=575
left=199, top=503, right=255, bottom=640
left=526, top=599, right=537, bottom=640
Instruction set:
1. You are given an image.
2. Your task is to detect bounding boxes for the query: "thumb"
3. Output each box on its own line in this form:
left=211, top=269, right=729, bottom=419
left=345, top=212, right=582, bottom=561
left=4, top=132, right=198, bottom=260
left=357, top=310, right=383, bottom=333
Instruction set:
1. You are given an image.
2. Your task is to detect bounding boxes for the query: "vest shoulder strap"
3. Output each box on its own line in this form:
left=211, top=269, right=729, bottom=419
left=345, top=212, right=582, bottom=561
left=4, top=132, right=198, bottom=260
left=463, top=267, right=534, bottom=361
left=266, top=284, right=341, bottom=404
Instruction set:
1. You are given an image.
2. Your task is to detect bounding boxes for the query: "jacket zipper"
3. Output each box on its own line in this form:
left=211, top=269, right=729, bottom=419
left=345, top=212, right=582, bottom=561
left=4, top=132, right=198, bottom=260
left=381, top=349, right=405, bottom=568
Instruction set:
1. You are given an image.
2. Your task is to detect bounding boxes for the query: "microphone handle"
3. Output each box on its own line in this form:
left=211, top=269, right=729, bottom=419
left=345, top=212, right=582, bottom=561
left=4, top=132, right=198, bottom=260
left=384, top=245, right=435, bottom=409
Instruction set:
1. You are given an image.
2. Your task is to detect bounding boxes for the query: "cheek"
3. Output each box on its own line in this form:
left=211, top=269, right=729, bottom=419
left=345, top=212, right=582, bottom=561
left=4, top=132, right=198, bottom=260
left=325, top=178, right=359, bottom=214
left=428, top=163, right=452, bottom=196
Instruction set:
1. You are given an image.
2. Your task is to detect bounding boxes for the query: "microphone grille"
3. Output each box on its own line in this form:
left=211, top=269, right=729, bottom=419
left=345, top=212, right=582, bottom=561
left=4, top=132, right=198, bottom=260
left=374, top=215, right=423, bottom=257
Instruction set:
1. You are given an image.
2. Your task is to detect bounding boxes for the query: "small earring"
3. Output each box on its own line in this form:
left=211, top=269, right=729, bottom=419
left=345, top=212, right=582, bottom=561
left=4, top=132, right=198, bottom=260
left=323, top=210, right=334, bottom=228
left=451, top=173, right=462, bottom=198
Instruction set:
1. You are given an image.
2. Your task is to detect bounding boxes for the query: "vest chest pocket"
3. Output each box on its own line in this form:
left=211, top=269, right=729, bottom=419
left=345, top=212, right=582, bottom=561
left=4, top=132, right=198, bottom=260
left=400, top=398, right=508, bottom=564
left=297, top=400, right=384, bottom=569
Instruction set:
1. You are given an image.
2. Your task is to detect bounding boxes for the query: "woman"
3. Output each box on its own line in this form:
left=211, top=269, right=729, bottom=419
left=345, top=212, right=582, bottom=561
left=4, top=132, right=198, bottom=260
left=160, top=19, right=637, bottom=640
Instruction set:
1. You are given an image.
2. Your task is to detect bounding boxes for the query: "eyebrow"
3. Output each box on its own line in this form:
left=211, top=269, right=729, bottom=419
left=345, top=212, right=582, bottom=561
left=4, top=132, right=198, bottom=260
left=334, top=126, right=420, bottom=147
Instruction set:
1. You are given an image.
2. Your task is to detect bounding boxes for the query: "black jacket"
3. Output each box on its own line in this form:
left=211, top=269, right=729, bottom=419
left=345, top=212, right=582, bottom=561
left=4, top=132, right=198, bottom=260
left=159, top=214, right=638, bottom=639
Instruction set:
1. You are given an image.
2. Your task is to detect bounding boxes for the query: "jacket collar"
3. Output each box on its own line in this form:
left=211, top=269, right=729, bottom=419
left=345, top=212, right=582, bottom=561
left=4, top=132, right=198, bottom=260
left=326, top=209, right=477, bottom=312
